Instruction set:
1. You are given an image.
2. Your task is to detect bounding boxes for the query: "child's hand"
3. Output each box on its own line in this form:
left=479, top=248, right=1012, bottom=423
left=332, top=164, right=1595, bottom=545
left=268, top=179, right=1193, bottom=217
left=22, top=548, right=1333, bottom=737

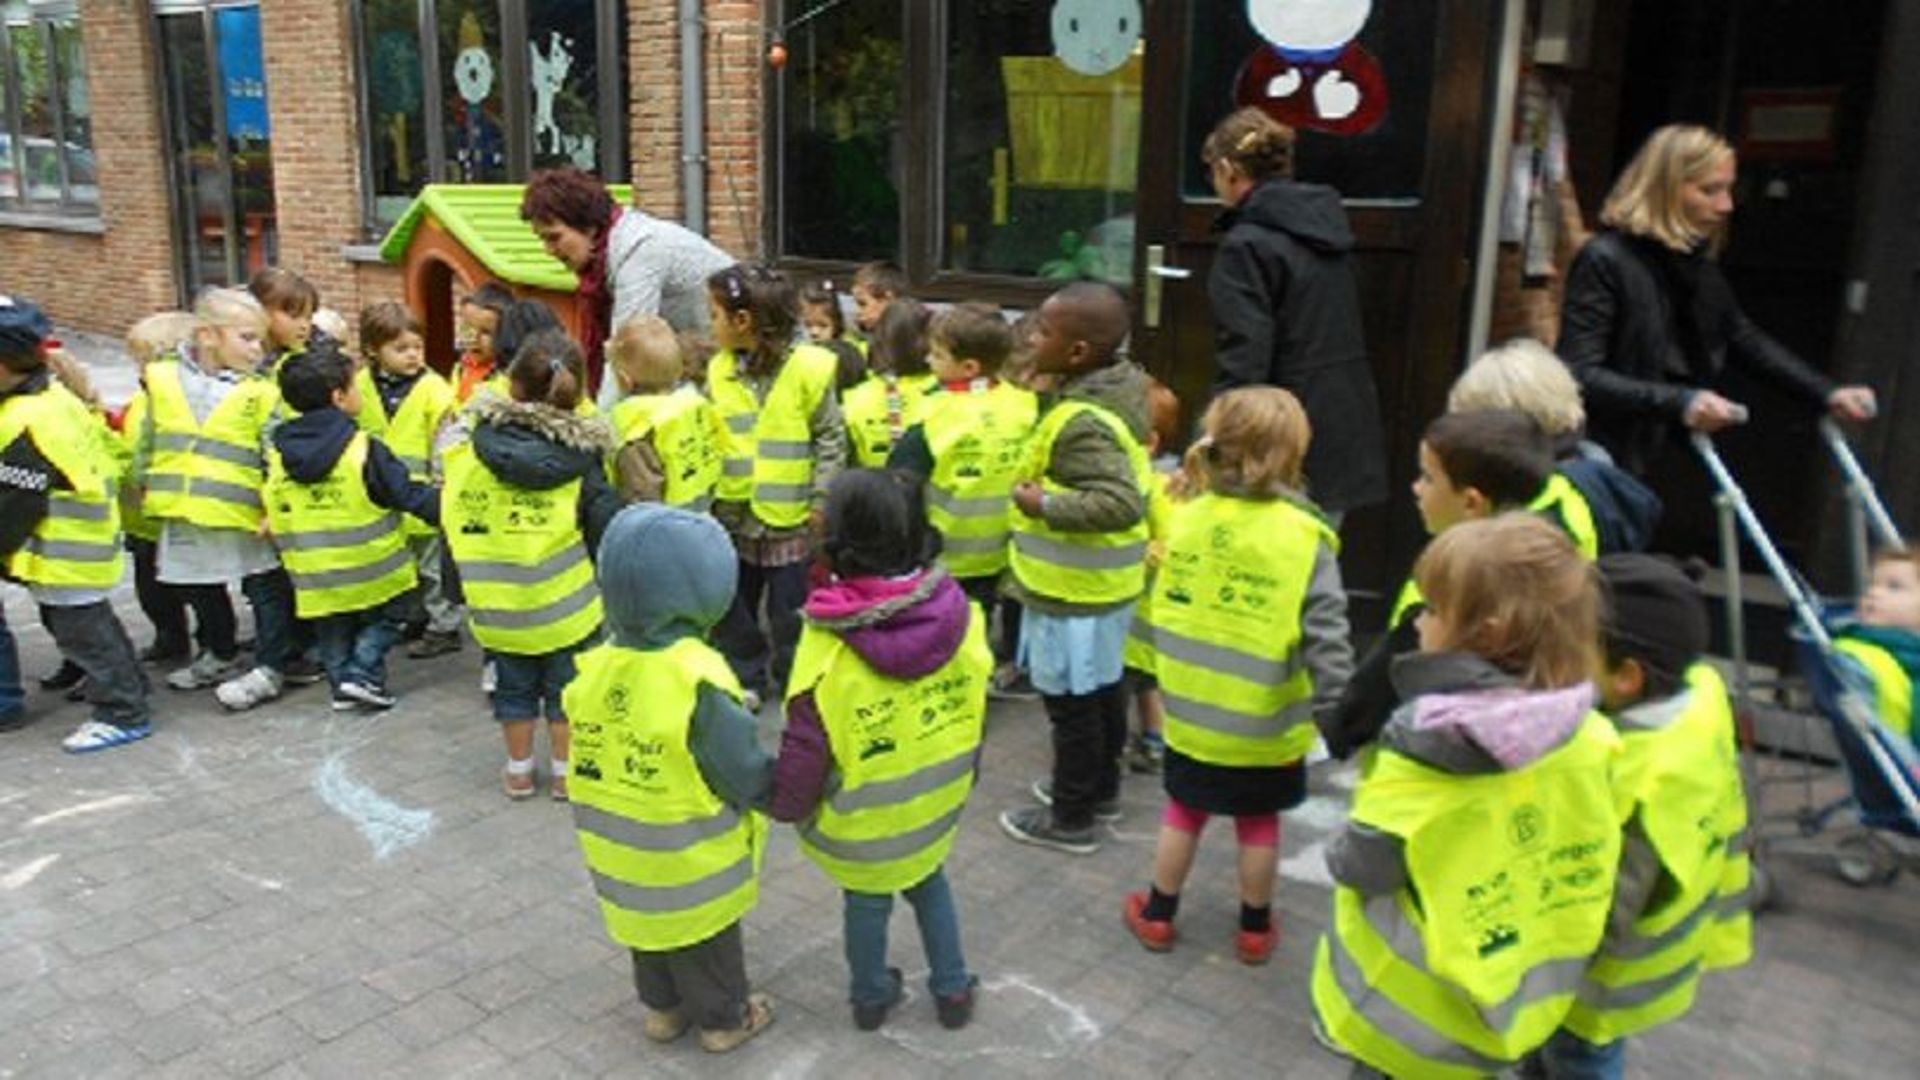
left=1012, top=481, right=1045, bottom=518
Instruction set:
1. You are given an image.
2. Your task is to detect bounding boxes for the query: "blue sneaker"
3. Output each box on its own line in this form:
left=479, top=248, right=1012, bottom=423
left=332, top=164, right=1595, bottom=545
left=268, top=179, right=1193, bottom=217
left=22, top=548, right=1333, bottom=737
left=62, top=720, right=152, bottom=753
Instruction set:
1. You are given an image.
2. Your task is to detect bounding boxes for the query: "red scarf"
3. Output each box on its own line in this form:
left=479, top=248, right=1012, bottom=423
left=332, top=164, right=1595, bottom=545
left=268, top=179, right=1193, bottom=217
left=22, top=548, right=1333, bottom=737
left=575, top=206, right=620, bottom=395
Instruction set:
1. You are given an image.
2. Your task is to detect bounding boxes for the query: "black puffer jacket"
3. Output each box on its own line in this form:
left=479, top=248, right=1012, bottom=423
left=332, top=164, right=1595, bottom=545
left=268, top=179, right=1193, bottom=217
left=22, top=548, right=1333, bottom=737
left=1559, top=229, right=1835, bottom=474
left=464, top=395, right=624, bottom=557
left=1209, top=180, right=1387, bottom=514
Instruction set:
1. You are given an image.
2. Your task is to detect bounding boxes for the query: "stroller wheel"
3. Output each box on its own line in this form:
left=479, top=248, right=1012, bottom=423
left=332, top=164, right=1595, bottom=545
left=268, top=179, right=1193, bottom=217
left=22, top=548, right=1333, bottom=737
left=1835, top=835, right=1900, bottom=887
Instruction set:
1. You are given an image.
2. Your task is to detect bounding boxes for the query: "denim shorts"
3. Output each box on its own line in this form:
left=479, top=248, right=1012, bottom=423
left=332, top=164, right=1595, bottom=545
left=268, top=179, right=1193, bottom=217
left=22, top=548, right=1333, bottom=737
left=489, top=634, right=597, bottom=722
left=1017, top=603, right=1134, bottom=696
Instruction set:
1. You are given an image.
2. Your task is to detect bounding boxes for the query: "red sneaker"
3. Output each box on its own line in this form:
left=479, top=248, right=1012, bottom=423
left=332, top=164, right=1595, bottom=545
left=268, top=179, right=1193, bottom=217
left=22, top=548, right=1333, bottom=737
left=1123, top=891, right=1176, bottom=952
left=1235, top=924, right=1278, bottom=965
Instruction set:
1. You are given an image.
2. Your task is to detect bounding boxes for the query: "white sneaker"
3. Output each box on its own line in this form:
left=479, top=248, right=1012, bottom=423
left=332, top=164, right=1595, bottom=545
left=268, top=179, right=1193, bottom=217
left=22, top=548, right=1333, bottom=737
left=166, top=651, right=244, bottom=691
left=215, top=666, right=284, bottom=711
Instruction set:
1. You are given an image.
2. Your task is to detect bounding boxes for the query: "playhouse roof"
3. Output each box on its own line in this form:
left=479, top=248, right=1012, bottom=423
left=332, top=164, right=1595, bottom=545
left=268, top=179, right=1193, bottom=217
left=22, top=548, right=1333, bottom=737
left=378, top=183, right=635, bottom=292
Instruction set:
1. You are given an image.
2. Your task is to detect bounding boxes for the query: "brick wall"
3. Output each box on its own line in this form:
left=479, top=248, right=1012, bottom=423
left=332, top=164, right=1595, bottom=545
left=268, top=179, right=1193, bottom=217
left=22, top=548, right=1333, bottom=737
left=703, top=1, right=763, bottom=259
left=628, top=0, right=683, bottom=221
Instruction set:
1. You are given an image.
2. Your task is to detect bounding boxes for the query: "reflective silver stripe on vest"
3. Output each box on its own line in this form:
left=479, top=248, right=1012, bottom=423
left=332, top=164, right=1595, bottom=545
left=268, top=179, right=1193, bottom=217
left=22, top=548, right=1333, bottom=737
left=754, top=482, right=812, bottom=504
left=470, top=578, right=599, bottom=631
left=277, top=516, right=402, bottom=552
left=722, top=458, right=752, bottom=478
left=1605, top=897, right=1712, bottom=961
left=153, top=432, right=264, bottom=470
left=460, top=544, right=589, bottom=587
left=589, top=853, right=754, bottom=914
left=942, top=535, right=1006, bottom=557
left=1359, top=891, right=1587, bottom=1035
left=1012, top=531, right=1145, bottom=571
left=1162, top=692, right=1312, bottom=738
left=1713, top=888, right=1749, bottom=919
left=758, top=439, right=811, bottom=461
left=287, top=546, right=411, bottom=593
left=1575, top=959, right=1701, bottom=1010
left=1154, top=625, right=1301, bottom=686
left=575, top=802, right=741, bottom=853
left=47, top=496, right=111, bottom=522
left=1721, top=828, right=1748, bottom=856
left=31, top=584, right=115, bottom=604
left=826, top=748, right=974, bottom=815
left=725, top=413, right=754, bottom=433
left=144, top=473, right=263, bottom=510
left=1325, top=912, right=1512, bottom=1073
left=928, top=490, right=1005, bottom=519
left=802, top=804, right=964, bottom=864
left=20, top=538, right=120, bottom=563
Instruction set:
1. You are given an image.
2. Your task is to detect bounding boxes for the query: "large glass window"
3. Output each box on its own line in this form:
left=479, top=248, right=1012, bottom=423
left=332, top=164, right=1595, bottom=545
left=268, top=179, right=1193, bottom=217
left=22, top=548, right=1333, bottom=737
left=774, top=0, right=903, bottom=262
left=353, top=0, right=625, bottom=231
left=0, top=0, right=95, bottom=212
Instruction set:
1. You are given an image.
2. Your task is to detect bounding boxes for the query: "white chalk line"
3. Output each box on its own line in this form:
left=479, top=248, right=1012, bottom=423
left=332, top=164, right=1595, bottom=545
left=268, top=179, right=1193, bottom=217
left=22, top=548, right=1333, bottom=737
left=216, top=861, right=285, bottom=892
left=877, top=970, right=1101, bottom=1063
left=313, top=752, right=435, bottom=860
left=25, top=793, right=155, bottom=829
left=1, top=853, right=60, bottom=890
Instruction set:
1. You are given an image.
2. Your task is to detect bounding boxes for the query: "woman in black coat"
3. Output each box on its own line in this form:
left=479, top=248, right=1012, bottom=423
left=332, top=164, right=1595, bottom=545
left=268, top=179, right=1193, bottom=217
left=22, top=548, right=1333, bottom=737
left=1203, top=108, right=1387, bottom=518
left=1559, top=124, right=1876, bottom=475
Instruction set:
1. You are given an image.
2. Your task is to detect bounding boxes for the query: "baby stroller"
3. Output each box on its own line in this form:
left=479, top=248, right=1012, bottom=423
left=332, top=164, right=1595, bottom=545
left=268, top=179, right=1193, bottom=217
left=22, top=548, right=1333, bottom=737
left=1694, top=421, right=1919, bottom=897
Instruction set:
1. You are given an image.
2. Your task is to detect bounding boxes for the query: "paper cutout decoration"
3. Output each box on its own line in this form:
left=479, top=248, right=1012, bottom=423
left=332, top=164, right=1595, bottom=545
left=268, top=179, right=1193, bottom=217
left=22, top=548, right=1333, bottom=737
left=1050, top=0, right=1142, bottom=77
left=1235, top=0, right=1387, bottom=136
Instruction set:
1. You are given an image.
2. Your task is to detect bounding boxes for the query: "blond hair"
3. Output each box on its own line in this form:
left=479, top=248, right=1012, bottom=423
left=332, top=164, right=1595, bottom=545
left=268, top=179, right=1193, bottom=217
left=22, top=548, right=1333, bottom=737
left=126, top=312, right=196, bottom=366
left=607, top=316, right=683, bottom=393
left=1448, top=338, right=1585, bottom=438
left=193, top=287, right=267, bottom=331
left=1201, top=107, right=1296, bottom=183
left=312, top=307, right=350, bottom=348
left=1415, top=513, right=1598, bottom=690
left=1600, top=124, right=1734, bottom=253
left=1180, top=386, right=1311, bottom=499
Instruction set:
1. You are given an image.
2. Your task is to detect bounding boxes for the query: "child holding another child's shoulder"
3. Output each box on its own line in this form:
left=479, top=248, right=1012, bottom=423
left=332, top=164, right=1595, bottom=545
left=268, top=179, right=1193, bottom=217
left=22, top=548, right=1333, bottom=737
left=607, top=316, right=724, bottom=509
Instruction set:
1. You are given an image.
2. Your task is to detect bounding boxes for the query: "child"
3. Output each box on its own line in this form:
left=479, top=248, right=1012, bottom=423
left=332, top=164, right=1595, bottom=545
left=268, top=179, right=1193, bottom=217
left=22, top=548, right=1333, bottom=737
left=1324, top=409, right=1556, bottom=759
left=770, top=470, right=991, bottom=1031
left=1121, top=387, right=1352, bottom=963
left=887, top=303, right=1035, bottom=675
left=799, top=279, right=859, bottom=350
left=312, top=308, right=351, bottom=354
left=442, top=329, right=622, bottom=798
left=119, top=312, right=213, bottom=666
left=267, top=344, right=439, bottom=709
left=565, top=504, right=774, bottom=1052
left=822, top=339, right=868, bottom=397
left=850, top=260, right=908, bottom=336
left=706, top=263, right=848, bottom=710
left=996, top=282, right=1152, bottom=856
left=1311, top=513, right=1624, bottom=1078
left=606, top=315, right=723, bottom=509
left=843, top=298, right=935, bottom=467
left=1536, top=554, right=1750, bottom=1079
left=353, top=302, right=463, bottom=659
left=248, top=267, right=323, bottom=369
left=490, top=299, right=597, bottom=416
left=137, top=288, right=303, bottom=711
left=1123, top=377, right=1183, bottom=774
left=454, top=282, right=513, bottom=403
left=0, top=295, right=151, bottom=751
left=1834, top=547, right=1920, bottom=754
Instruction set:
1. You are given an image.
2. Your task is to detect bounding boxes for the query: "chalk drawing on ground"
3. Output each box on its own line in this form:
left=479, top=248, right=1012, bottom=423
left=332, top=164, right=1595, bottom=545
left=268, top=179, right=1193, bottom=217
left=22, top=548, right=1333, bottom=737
left=878, top=969, right=1101, bottom=1063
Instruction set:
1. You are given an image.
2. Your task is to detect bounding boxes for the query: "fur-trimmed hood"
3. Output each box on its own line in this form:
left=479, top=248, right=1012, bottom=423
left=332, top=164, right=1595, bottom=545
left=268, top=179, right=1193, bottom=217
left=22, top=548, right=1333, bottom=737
left=467, top=394, right=616, bottom=492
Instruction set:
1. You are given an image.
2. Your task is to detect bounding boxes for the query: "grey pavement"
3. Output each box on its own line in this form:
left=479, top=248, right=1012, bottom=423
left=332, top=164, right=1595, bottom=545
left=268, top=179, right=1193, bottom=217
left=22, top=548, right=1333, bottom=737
left=1, top=339, right=1915, bottom=1078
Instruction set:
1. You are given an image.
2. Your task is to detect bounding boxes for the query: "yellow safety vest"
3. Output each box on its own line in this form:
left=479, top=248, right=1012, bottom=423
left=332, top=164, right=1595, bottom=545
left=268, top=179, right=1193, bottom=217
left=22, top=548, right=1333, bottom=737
left=1007, top=399, right=1151, bottom=605
left=0, top=387, right=125, bottom=597
left=1123, top=470, right=1178, bottom=673
left=609, top=385, right=725, bottom=511
left=787, top=601, right=992, bottom=893
left=1836, top=636, right=1915, bottom=746
left=1150, top=493, right=1335, bottom=767
left=141, top=359, right=278, bottom=532
left=844, top=372, right=934, bottom=467
left=354, top=368, right=455, bottom=539
left=440, top=441, right=602, bottom=654
left=116, top=392, right=159, bottom=542
left=265, top=433, right=417, bottom=619
left=1311, top=712, right=1625, bottom=1078
left=564, top=638, right=767, bottom=951
left=1565, top=664, right=1750, bottom=1043
left=708, top=344, right=839, bottom=528
left=923, top=380, right=1038, bottom=579
left=1530, top=472, right=1600, bottom=560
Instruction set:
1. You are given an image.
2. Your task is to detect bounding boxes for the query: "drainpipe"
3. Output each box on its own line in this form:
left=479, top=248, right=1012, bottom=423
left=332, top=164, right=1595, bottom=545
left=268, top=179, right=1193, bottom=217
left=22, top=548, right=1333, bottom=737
left=1466, top=0, right=1526, bottom=360
left=679, top=0, right=707, bottom=233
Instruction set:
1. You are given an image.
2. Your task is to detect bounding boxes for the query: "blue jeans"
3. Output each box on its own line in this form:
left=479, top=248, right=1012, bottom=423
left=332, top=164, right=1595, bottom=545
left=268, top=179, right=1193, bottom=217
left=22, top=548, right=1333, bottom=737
left=0, top=605, right=24, bottom=716
left=489, top=633, right=597, bottom=722
left=313, top=595, right=410, bottom=690
left=241, top=568, right=298, bottom=673
left=842, top=866, right=970, bottom=1005
left=1537, top=1029, right=1626, bottom=1080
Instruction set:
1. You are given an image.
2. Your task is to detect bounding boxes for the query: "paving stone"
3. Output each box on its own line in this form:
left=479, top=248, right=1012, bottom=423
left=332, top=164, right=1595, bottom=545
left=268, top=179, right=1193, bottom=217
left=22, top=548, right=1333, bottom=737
left=284, top=980, right=395, bottom=1042
left=125, top=1001, right=228, bottom=1063
left=202, top=1012, right=321, bottom=1076
left=379, top=989, right=489, bottom=1051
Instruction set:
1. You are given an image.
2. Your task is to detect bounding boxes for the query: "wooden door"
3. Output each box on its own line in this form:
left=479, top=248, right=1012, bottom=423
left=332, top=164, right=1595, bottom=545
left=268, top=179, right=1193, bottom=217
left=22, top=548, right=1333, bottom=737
left=1131, top=0, right=1501, bottom=617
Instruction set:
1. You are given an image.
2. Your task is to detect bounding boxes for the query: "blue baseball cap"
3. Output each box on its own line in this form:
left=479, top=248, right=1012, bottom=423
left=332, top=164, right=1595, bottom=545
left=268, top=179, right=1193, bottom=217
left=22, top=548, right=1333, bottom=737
left=0, top=294, right=52, bottom=359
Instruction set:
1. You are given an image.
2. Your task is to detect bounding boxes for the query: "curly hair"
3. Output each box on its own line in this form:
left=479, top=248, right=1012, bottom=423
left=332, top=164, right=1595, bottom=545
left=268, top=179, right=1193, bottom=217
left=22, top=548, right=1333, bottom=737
left=519, top=168, right=616, bottom=233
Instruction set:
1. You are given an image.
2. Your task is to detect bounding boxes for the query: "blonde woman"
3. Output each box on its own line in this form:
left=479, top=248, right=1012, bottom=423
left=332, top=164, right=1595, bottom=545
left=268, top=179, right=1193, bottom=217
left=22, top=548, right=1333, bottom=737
left=1559, top=124, right=1875, bottom=474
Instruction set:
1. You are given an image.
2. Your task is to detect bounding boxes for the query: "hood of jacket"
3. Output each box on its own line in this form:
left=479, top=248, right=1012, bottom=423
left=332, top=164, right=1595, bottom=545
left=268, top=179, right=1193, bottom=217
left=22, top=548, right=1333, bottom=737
left=467, top=394, right=615, bottom=491
left=1059, top=360, right=1153, bottom=443
left=596, top=504, right=738, bottom=648
left=273, top=407, right=358, bottom=483
left=1559, top=458, right=1664, bottom=554
left=1223, top=180, right=1355, bottom=255
left=802, top=566, right=971, bottom=680
left=1383, top=651, right=1595, bottom=773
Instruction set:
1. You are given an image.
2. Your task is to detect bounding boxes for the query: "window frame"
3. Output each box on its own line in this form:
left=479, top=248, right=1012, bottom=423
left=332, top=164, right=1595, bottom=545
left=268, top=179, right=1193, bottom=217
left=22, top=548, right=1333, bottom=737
left=0, top=0, right=96, bottom=216
left=349, top=0, right=627, bottom=237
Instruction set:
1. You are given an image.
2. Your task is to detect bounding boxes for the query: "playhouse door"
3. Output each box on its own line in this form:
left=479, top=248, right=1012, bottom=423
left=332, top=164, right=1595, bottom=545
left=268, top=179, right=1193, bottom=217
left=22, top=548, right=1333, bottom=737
left=1131, top=0, right=1500, bottom=605
left=154, top=2, right=277, bottom=299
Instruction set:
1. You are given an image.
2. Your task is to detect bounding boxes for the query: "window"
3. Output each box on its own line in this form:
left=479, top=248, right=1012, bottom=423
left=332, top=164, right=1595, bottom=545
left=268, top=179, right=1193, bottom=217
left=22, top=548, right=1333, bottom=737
left=774, top=0, right=903, bottom=263
left=0, top=0, right=96, bottom=213
left=353, top=0, right=625, bottom=231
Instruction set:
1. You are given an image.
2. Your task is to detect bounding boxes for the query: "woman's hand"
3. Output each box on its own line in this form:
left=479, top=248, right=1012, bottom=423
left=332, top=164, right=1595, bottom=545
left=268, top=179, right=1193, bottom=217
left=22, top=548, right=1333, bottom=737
left=1826, top=386, right=1878, bottom=423
left=1682, top=390, right=1747, bottom=432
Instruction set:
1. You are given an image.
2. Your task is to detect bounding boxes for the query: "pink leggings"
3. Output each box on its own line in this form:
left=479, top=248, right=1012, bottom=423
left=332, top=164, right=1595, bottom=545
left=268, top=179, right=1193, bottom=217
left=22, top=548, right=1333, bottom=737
left=1162, top=797, right=1280, bottom=847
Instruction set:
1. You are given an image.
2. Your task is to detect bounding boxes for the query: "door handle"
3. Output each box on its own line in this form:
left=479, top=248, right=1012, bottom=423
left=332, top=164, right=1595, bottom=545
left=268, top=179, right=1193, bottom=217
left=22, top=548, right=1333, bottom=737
left=1144, top=244, right=1189, bottom=330
left=1148, top=265, right=1193, bottom=280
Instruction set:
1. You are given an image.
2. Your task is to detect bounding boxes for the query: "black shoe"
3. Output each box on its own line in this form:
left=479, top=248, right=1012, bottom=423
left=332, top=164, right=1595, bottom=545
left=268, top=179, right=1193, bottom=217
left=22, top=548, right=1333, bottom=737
left=0, top=706, right=28, bottom=733
left=65, top=678, right=89, bottom=703
left=406, top=630, right=462, bottom=659
left=1030, top=779, right=1121, bottom=822
left=39, top=660, right=84, bottom=692
left=140, top=642, right=190, bottom=666
left=998, top=806, right=1100, bottom=855
left=851, top=968, right=904, bottom=1031
left=935, top=975, right=979, bottom=1030
left=280, top=656, right=327, bottom=686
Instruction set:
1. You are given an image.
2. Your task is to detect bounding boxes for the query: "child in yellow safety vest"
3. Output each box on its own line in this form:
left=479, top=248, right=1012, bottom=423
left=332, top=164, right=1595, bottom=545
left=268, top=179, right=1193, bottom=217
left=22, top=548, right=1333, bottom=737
left=769, top=470, right=992, bottom=1032
left=563, top=504, right=775, bottom=1053
left=996, top=282, right=1153, bottom=857
left=353, top=303, right=463, bottom=661
left=453, top=283, right=513, bottom=404
left=605, top=315, right=724, bottom=509
left=705, top=263, right=848, bottom=708
left=268, top=345, right=440, bottom=711
left=1525, top=554, right=1750, bottom=1079
left=1121, top=377, right=1185, bottom=776
left=1121, top=387, right=1353, bottom=966
left=1834, top=547, right=1920, bottom=761
left=248, top=267, right=324, bottom=374
left=843, top=298, right=935, bottom=468
left=849, top=260, right=907, bottom=339
left=0, top=294, right=151, bottom=752
left=1312, top=514, right=1625, bottom=1078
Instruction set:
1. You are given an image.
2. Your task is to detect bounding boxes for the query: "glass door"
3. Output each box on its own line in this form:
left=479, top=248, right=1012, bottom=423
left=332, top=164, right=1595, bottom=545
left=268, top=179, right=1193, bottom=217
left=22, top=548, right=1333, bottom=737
left=155, top=2, right=276, bottom=298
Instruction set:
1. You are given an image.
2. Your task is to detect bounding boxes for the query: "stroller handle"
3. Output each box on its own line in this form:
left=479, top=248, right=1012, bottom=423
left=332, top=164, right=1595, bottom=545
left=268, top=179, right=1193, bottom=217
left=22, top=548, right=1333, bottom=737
left=1690, top=432, right=1832, bottom=651
left=1820, top=418, right=1904, bottom=549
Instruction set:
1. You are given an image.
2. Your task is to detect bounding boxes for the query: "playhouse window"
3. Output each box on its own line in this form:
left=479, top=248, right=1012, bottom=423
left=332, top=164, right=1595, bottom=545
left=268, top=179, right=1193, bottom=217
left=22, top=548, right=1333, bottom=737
left=0, top=0, right=97, bottom=214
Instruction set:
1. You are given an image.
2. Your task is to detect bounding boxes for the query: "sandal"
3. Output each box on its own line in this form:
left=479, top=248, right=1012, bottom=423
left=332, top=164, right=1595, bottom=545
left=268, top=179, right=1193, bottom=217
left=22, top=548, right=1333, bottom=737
left=549, top=772, right=569, bottom=803
left=699, top=992, right=774, bottom=1053
left=503, top=767, right=537, bottom=800
left=62, top=720, right=152, bottom=754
